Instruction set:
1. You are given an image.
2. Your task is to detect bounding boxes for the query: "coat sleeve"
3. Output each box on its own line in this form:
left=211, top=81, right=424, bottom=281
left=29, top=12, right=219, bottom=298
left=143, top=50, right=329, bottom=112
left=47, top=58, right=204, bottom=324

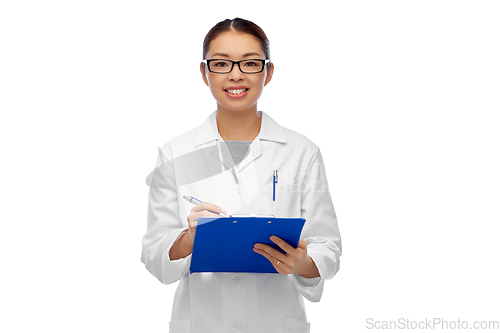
left=291, top=147, right=342, bottom=302
left=140, top=145, right=192, bottom=285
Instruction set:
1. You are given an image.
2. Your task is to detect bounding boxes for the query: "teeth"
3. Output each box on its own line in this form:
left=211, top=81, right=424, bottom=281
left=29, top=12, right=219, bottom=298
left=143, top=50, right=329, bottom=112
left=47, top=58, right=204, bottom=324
left=227, top=89, right=247, bottom=94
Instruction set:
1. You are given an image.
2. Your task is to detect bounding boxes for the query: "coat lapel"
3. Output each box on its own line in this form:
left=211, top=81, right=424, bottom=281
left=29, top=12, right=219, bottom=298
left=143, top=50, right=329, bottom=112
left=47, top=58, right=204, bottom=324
left=193, top=110, right=287, bottom=175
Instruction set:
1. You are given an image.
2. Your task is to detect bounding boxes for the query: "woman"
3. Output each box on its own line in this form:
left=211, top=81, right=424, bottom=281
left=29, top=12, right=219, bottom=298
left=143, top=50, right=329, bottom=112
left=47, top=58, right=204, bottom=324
left=141, top=18, right=341, bottom=333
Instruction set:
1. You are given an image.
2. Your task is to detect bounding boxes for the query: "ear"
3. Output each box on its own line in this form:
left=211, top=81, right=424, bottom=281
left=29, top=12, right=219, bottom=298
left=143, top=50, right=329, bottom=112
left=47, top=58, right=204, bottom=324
left=200, top=62, right=209, bottom=87
left=264, top=62, right=274, bottom=86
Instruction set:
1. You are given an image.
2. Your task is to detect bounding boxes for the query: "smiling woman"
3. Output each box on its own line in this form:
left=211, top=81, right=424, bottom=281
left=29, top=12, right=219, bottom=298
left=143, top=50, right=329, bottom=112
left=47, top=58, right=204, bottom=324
left=141, top=17, right=342, bottom=333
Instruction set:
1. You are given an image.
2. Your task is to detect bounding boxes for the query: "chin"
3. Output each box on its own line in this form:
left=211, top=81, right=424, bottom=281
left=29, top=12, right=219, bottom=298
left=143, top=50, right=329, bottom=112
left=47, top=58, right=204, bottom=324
left=218, top=103, right=258, bottom=113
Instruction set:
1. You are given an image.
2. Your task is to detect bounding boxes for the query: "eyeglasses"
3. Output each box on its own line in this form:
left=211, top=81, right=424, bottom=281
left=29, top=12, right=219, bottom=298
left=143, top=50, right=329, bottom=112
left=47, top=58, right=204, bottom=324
left=202, top=59, right=270, bottom=74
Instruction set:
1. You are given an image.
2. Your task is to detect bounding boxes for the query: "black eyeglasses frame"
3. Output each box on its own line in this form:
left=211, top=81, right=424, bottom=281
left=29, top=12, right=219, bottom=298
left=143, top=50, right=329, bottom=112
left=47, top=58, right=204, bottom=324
left=202, top=59, right=271, bottom=74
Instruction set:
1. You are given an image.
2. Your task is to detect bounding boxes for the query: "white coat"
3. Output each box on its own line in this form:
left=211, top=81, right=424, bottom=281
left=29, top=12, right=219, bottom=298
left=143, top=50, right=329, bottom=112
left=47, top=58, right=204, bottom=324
left=141, top=110, right=342, bottom=333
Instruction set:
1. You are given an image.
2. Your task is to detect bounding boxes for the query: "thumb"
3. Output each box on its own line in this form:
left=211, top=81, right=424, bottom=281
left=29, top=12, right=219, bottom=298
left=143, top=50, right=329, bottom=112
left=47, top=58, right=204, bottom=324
left=297, top=238, right=307, bottom=251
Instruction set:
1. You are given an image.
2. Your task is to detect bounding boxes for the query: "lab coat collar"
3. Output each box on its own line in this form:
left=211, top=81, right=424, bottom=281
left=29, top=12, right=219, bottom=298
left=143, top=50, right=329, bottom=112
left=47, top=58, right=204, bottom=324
left=194, top=110, right=287, bottom=147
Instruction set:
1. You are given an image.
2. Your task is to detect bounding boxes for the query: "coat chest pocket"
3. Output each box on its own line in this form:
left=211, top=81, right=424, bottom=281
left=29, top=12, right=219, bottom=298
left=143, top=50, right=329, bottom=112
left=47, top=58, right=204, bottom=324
left=260, top=182, right=302, bottom=217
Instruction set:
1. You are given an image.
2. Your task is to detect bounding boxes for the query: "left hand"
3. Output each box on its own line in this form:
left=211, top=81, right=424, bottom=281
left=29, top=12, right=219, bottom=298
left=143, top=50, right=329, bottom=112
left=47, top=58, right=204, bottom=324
left=253, top=236, right=311, bottom=275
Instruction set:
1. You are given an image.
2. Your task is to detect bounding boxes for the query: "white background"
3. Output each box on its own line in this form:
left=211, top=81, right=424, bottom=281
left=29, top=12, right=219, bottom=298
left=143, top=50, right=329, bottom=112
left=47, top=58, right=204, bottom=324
left=1, top=1, right=499, bottom=332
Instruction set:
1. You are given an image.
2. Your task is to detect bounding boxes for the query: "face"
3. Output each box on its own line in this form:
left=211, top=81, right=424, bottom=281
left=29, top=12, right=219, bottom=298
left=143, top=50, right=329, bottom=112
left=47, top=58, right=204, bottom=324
left=200, top=31, right=274, bottom=114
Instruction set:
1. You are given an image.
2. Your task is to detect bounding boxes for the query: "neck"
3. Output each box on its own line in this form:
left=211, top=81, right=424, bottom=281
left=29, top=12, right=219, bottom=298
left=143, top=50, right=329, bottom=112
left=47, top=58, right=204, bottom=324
left=216, top=105, right=262, bottom=141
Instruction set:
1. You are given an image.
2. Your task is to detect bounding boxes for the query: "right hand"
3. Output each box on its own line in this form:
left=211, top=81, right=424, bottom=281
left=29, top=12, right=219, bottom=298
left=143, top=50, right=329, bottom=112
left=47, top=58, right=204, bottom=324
left=186, top=202, right=227, bottom=246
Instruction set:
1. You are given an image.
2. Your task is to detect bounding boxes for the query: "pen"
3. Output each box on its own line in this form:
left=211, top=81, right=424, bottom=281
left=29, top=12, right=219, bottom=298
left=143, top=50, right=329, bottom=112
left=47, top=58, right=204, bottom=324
left=182, top=195, right=227, bottom=217
left=273, top=170, right=278, bottom=201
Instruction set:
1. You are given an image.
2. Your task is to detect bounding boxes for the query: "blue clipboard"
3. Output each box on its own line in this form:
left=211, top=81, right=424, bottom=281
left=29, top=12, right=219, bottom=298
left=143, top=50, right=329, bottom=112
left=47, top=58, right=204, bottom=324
left=190, top=216, right=306, bottom=274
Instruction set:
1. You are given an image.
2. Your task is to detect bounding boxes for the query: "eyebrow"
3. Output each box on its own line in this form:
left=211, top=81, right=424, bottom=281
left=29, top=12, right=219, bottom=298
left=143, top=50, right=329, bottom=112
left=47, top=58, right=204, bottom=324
left=210, top=52, right=262, bottom=58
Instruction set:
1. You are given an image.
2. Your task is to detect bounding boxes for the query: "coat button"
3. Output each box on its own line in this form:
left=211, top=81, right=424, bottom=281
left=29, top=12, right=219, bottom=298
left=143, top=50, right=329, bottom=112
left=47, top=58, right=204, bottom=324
left=235, top=322, right=245, bottom=331
left=232, top=275, right=242, bottom=284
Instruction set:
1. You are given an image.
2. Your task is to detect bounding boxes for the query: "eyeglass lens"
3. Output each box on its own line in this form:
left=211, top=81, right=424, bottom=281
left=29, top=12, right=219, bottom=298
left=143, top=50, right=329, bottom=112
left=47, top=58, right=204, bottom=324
left=209, top=60, right=264, bottom=73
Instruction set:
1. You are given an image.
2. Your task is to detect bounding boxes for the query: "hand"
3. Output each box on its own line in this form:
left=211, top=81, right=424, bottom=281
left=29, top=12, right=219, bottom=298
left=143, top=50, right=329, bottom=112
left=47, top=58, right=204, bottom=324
left=186, top=202, right=226, bottom=246
left=253, top=237, right=313, bottom=276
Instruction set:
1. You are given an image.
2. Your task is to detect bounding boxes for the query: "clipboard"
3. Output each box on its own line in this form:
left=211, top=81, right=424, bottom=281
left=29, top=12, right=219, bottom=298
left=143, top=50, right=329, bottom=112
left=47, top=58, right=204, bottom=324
left=190, top=216, right=306, bottom=274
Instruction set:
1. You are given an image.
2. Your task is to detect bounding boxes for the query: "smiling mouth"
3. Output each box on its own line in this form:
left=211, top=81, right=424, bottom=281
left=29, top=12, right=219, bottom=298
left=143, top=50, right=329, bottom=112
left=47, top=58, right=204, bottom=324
left=225, top=88, right=249, bottom=94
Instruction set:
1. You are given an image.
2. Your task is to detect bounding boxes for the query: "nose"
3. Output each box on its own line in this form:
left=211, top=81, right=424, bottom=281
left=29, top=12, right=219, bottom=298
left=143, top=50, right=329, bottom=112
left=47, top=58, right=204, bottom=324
left=228, top=63, right=244, bottom=81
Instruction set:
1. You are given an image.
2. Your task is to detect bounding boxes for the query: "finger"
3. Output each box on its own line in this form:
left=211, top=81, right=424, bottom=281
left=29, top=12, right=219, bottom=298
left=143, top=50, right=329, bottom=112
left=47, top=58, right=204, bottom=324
left=188, top=209, right=217, bottom=225
left=187, top=214, right=198, bottom=228
left=269, top=236, right=295, bottom=254
left=191, top=201, right=223, bottom=214
left=190, top=210, right=222, bottom=229
left=254, top=243, right=289, bottom=265
left=253, top=247, right=288, bottom=274
left=297, top=238, right=308, bottom=251
left=188, top=210, right=204, bottom=223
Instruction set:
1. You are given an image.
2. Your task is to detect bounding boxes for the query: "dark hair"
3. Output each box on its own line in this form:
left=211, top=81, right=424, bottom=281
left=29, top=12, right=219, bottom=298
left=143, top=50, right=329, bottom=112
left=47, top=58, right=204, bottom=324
left=202, top=18, right=271, bottom=68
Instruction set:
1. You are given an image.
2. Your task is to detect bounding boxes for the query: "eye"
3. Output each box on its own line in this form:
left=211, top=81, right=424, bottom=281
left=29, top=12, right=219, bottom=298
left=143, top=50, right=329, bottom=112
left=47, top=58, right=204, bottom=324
left=213, top=61, right=229, bottom=67
left=243, top=61, right=259, bottom=67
